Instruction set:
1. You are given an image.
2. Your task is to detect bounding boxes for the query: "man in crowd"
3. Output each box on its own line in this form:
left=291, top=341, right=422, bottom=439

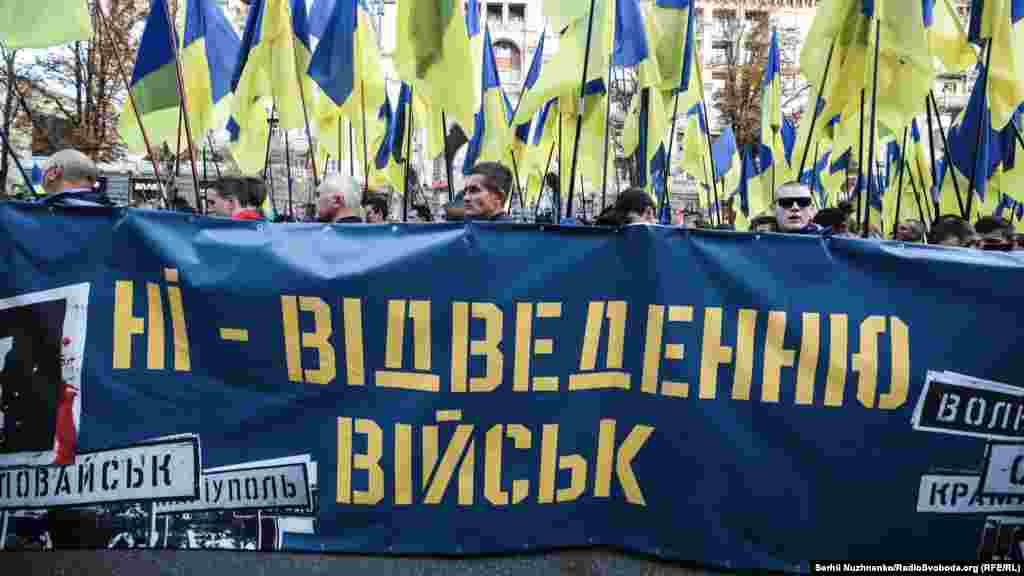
left=928, top=215, right=978, bottom=247
left=774, top=182, right=822, bottom=234
left=362, top=194, right=389, bottom=224
left=316, top=174, right=364, bottom=223
left=975, top=216, right=1015, bottom=251
left=40, top=149, right=111, bottom=207
left=749, top=214, right=778, bottom=233
left=463, top=162, right=513, bottom=222
left=206, top=176, right=266, bottom=220
left=893, top=220, right=925, bottom=242
left=812, top=208, right=853, bottom=236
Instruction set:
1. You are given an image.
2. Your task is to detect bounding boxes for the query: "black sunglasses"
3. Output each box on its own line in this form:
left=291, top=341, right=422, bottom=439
left=777, top=197, right=812, bottom=209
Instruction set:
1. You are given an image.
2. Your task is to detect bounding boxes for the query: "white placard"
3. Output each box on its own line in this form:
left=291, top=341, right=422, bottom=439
left=0, top=437, right=199, bottom=510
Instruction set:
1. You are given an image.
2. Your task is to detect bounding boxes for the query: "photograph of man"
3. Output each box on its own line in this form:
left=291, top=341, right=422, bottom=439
left=0, top=300, right=74, bottom=463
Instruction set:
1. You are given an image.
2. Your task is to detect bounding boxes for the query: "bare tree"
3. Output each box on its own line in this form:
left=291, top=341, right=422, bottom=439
left=0, top=44, right=22, bottom=196
left=708, top=6, right=805, bottom=148
left=15, top=0, right=147, bottom=162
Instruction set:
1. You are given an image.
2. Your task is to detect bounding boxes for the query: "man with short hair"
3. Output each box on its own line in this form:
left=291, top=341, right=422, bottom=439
left=813, top=208, right=854, bottom=236
left=893, top=220, right=925, bottom=242
left=316, top=174, right=364, bottom=223
left=975, top=216, right=1015, bottom=251
left=749, top=213, right=778, bottom=233
left=929, top=215, right=978, bottom=247
left=362, top=194, right=389, bottom=224
left=463, top=161, right=513, bottom=221
left=206, top=176, right=266, bottom=220
left=40, top=149, right=111, bottom=206
left=774, top=182, right=821, bottom=233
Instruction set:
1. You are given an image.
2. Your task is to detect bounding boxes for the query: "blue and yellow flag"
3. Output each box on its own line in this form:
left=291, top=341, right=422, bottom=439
left=512, top=0, right=613, bottom=125
left=394, top=0, right=477, bottom=132
left=463, top=28, right=514, bottom=173
left=121, top=0, right=240, bottom=154
left=967, top=0, right=1024, bottom=130
left=228, top=0, right=317, bottom=174
left=118, top=0, right=179, bottom=153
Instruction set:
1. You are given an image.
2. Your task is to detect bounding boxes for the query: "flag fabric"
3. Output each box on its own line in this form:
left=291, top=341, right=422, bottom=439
left=650, top=0, right=696, bottom=92
left=967, top=0, right=1024, bottom=130
left=394, top=0, right=477, bottom=132
left=118, top=0, right=180, bottom=154
left=463, top=28, right=514, bottom=174
left=308, top=0, right=336, bottom=38
left=925, top=0, right=978, bottom=73
left=308, top=0, right=358, bottom=107
left=228, top=0, right=317, bottom=174
left=513, top=32, right=547, bottom=150
left=734, top=144, right=774, bottom=219
left=948, top=63, right=998, bottom=201
left=512, top=0, right=612, bottom=125
left=310, top=0, right=388, bottom=178
left=680, top=103, right=709, bottom=182
left=121, top=0, right=240, bottom=153
left=613, top=0, right=649, bottom=67
left=761, top=31, right=783, bottom=140
left=0, top=1, right=92, bottom=48
left=712, top=127, right=737, bottom=180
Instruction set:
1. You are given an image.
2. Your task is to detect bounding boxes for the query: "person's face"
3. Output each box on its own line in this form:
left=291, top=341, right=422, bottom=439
left=463, top=174, right=504, bottom=219
left=365, top=206, right=385, bottom=223
left=317, top=193, right=340, bottom=222
left=775, top=187, right=816, bottom=231
left=626, top=205, right=656, bottom=224
left=206, top=189, right=237, bottom=217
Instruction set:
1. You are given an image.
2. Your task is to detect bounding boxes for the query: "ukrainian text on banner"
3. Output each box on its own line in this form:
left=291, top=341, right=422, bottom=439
left=0, top=202, right=1022, bottom=570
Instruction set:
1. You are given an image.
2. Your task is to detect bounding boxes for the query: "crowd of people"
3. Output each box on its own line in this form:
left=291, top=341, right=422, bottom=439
left=23, top=148, right=1024, bottom=253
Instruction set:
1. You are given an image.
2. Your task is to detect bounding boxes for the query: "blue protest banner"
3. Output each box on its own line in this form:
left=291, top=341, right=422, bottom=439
left=1, top=202, right=1022, bottom=570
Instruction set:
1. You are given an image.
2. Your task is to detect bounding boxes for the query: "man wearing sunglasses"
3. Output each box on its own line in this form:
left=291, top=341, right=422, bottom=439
left=774, top=182, right=822, bottom=234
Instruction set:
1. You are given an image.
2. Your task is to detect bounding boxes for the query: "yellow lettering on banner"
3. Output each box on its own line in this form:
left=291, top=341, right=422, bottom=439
left=113, top=281, right=145, bottom=369
left=281, top=296, right=337, bottom=385
left=394, top=423, right=413, bottom=505
left=699, top=307, right=733, bottom=399
left=538, top=424, right=587, bottom=503
left=853, top=316, right=885, bottom=408
left=336, top=417, right=383, bottom=505
left=795, top=313, right=820, bottom=405
left=641, top=305, right=693, bottom=397
left=514, top=303, right=562, bottom=392
left=146, top=283, right=165, bottom=370
left=824, top=314, right=849, bottom=407
left=570, top=301, right=630, bottom=391
left=450, top=302, right=470, bottom=392
left=422, top=413, right=475, bottom=505
left=385, top=300, right=407, bottom=369
left=484, top=424, right=532, bottom=506
left=730, top=309, right=757, bottom=400
left=451, top=303, right=505, bottom=393
left=164, top=272, right=191, bottom=372
left=880, top=317, right=910, bottom=410
left=762, top=311, right=795, bottom=403
left=594, top=419, right=654, bottom=506
left=378, top=299, right=439, bottom=392
left=343, top=298, right=366, bottom=386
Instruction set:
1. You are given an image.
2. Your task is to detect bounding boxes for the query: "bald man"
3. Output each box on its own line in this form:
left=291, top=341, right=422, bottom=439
left=40, top=149, right=112, bottom=207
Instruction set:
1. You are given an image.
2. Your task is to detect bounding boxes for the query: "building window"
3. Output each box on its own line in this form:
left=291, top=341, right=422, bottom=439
left=486, top=3, right=503, bottom=26
left=508, top=3, right=526, bottom=27
left=493, top=40, right=522, bottom=84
